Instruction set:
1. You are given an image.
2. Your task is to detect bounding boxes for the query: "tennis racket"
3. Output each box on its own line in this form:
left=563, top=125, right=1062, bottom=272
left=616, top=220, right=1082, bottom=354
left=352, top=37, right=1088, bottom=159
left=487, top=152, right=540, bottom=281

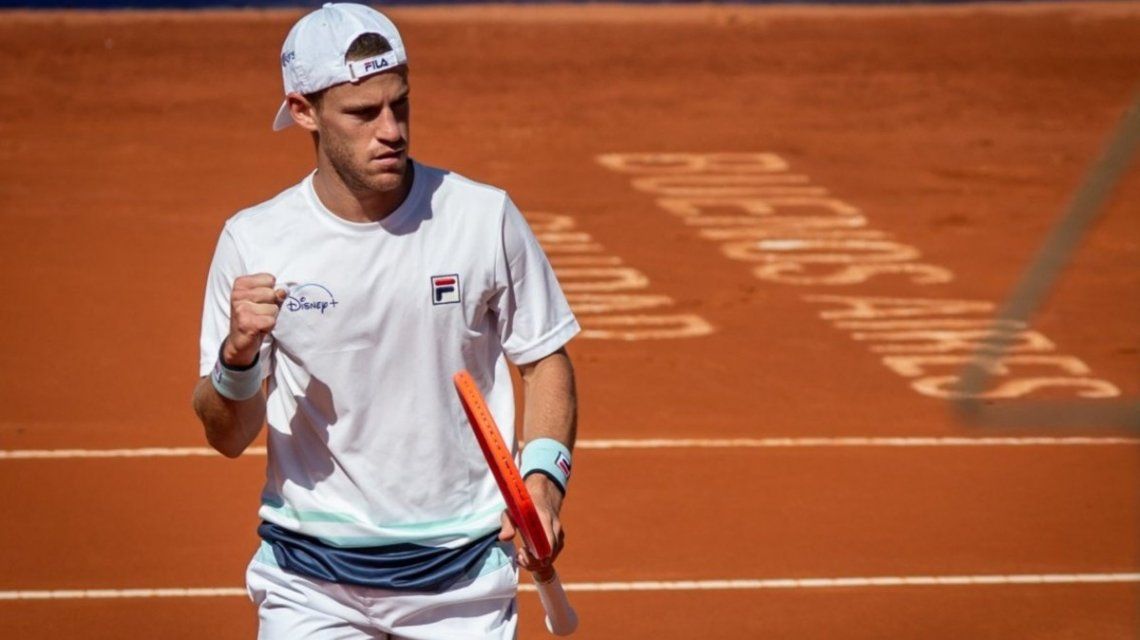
left=453, top=370, right=579, bottom=636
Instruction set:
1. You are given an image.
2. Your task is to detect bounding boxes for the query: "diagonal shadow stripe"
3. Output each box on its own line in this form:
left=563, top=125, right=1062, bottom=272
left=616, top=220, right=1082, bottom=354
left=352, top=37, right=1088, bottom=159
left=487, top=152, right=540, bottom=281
left=955, top=91, right=1140, bottom=429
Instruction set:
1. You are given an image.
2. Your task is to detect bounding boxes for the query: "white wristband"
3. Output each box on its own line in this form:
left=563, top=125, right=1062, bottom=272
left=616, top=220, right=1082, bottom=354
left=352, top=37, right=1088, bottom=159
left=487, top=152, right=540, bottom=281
left=520, top=438, right=572, bottom=495
left=210, top=343, right=262, bottom=401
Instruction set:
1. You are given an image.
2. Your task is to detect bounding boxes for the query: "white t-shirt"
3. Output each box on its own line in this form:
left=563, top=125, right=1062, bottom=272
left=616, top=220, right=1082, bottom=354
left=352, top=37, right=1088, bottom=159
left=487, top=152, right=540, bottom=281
left=199, top=161, right=579, bottom=548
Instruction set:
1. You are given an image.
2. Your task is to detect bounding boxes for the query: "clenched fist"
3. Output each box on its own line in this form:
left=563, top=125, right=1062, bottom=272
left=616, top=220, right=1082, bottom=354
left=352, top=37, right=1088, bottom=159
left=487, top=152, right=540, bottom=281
left=223, top=273, right=287, bottom=368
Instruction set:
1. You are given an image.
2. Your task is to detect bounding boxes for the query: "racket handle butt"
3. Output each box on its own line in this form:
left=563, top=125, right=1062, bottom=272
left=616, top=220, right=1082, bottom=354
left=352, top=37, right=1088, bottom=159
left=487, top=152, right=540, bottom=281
left=534, top=569, right=578, bottom=636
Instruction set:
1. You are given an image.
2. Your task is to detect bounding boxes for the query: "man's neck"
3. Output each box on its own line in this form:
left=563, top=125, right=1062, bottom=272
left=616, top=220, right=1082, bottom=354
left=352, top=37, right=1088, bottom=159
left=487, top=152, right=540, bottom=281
left=311, top=161, right=413, bottom=223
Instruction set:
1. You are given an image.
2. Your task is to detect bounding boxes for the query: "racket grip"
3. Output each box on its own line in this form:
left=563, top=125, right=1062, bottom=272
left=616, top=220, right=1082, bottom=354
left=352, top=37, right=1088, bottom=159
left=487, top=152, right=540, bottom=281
left=533, top=568, right=578, bottom=636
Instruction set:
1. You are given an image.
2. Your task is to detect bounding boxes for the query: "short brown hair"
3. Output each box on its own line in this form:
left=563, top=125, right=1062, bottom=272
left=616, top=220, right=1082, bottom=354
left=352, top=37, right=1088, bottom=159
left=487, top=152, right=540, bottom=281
left=346, top=33, right=392, bottom=62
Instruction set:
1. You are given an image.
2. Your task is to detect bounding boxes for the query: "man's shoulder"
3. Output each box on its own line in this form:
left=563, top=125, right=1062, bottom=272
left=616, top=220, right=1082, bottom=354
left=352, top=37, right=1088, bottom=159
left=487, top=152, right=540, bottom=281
left=224, top=177, right=309, bottom=232
left=417, top=161, right=510, bottom=211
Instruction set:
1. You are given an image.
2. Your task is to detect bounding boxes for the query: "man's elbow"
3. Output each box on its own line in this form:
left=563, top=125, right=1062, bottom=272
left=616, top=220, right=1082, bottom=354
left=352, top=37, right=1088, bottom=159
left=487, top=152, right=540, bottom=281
left=192, top=378, right=252, bottom=459
left=521, top=347, right=574, bottom=380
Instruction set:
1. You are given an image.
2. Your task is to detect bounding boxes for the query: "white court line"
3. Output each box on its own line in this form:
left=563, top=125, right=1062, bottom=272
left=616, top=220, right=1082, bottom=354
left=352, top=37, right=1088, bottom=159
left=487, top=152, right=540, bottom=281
left=0, top=447, right=260, bottom=460
left=577, top=437, right=1140, bottom=449
left=0, top=588, right=248, bottom=600
left=1, top=436, right=1138, bottom=459
left=551, top=573, right=1140, bottom=591
left=3, top=573, right=1138, bottom=600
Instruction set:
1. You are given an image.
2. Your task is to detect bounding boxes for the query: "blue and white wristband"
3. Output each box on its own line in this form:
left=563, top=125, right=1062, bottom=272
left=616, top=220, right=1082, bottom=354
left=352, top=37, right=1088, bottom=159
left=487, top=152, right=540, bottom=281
left=520, top=438, right=572, bottom=496
left=211, top=342, right=262, bottom=401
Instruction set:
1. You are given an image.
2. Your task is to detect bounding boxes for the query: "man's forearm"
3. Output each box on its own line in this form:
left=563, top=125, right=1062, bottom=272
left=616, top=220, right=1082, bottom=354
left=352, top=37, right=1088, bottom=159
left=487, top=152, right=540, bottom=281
left=512, top=347, right=576, bottom=568
left=519, top=348, right=577, bottom=449
left=191, top=376, right=267, bottom=458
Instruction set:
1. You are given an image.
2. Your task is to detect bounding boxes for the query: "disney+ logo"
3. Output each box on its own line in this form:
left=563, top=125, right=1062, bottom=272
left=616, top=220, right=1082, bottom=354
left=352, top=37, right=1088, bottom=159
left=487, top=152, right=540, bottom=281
left=285, top=283, right=339, bottom=315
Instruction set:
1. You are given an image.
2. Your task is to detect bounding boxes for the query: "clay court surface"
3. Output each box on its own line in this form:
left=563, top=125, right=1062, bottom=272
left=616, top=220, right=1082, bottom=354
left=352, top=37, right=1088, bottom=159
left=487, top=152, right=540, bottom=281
left=1, top=2, right=1139, bottom=638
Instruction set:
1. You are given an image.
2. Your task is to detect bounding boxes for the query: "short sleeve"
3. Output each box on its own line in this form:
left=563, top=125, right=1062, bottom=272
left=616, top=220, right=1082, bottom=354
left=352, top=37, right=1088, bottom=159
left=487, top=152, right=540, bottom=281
left=198, top=225, right=274, bottom=378
left=492, top=197, right=580, bottom=365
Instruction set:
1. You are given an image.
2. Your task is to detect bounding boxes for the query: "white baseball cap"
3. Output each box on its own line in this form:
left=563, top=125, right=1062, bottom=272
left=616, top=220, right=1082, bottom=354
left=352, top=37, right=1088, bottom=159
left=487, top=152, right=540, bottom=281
left=272, top=2, right=408, bottom=131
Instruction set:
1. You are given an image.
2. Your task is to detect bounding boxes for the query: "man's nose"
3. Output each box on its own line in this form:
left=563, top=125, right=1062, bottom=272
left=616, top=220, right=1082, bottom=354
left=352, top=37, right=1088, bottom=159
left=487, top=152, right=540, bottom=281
left=375, top=107, right=403, bottom=143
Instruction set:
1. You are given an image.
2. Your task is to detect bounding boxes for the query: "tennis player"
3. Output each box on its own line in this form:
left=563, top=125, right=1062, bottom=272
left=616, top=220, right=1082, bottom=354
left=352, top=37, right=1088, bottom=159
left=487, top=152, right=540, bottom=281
left=191, top=4, right=579, bottom=637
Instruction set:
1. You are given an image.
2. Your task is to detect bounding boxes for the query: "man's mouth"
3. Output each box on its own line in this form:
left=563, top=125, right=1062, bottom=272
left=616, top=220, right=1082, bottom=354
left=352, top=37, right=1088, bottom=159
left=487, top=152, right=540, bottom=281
left=370, top=151, right=404, bottom=167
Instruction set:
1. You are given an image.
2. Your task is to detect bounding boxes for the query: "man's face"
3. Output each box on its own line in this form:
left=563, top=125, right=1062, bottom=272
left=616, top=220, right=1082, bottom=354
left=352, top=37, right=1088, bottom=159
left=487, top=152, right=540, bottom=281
left=312, top=70, right=410, bottom=194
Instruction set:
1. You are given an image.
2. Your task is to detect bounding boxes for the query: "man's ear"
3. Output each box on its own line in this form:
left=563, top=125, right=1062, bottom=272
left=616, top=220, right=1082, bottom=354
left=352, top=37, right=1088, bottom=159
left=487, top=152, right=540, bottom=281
left=287, top=93, right=319, bottom=131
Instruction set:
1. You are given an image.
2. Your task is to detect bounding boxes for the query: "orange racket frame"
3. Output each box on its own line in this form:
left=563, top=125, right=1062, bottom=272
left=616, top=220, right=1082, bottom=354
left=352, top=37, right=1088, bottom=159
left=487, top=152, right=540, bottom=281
left=453, top=370, right=578, bottom=636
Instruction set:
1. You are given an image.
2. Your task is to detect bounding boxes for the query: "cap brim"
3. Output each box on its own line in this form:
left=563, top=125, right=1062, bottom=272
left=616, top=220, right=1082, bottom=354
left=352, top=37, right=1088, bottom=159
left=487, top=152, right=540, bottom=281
left=272, top=100, right=294, bottom=131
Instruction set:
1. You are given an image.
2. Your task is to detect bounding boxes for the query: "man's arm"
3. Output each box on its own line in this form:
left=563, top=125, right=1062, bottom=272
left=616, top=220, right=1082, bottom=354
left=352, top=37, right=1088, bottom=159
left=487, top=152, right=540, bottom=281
left=191, top=273, right=286, bottom=458
left=501, top=346, right=577, bottom=571
left=191, top=377, right=268, bottom=458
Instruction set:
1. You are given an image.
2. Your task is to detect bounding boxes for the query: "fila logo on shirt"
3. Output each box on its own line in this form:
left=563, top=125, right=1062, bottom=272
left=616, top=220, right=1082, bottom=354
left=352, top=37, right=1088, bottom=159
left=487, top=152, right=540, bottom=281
left=431, top=274, right=461, bottom=305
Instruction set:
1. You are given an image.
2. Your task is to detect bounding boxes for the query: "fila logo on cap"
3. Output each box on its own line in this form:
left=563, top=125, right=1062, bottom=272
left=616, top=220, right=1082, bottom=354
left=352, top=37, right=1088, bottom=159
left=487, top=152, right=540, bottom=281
left=431, top=274, right=461, bottom=305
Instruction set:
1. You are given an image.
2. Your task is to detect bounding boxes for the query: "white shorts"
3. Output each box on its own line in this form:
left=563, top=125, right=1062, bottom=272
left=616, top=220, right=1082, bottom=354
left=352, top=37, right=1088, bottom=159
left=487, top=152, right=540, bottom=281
left=246, top=542, right=519, bottom=640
